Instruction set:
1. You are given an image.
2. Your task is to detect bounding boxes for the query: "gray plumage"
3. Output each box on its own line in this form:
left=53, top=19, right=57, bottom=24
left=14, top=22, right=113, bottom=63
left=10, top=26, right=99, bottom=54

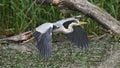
left=33, top=23, right=53, bottom=58
left=35, top=28, right=52, bottom=58
left=33, top=17, right=89, bottom=58
left=65, top=25, right=89, bottom=48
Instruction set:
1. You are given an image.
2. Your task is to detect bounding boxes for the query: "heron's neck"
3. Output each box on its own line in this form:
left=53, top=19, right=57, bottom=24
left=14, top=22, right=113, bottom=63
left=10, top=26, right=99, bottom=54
left=63, top=23, right=77, bottom=34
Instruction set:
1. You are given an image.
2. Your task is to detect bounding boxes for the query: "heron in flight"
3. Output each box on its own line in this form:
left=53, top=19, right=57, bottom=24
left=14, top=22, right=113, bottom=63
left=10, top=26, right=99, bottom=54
left=33, top=16, right=89, bottom=58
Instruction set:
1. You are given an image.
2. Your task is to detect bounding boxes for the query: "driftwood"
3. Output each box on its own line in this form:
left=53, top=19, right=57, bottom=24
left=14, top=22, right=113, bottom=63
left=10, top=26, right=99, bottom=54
left=0, top=31, right=33, bottom=44
left=36, top=0, right=120, bottom=36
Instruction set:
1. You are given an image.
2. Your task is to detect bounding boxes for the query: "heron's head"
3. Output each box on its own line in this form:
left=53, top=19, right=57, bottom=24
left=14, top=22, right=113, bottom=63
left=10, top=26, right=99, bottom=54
left=53, top=19, right=87, bottom=33
left=63, top=20, right=87, bottom=29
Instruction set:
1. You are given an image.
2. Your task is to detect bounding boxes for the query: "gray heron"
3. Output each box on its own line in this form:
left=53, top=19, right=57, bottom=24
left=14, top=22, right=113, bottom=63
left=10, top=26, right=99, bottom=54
left=33, top=16, right=89, bottom=58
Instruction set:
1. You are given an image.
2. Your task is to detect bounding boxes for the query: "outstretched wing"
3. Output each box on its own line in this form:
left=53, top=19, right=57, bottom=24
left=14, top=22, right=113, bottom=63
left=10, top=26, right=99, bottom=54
left=65, top=26, right=89, bottom=49
left=33, top=27, right=52, bottom=58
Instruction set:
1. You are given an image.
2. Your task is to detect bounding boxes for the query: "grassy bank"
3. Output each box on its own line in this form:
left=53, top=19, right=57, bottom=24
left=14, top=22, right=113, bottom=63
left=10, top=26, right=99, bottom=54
left=0, top=34, right=120, bottom=68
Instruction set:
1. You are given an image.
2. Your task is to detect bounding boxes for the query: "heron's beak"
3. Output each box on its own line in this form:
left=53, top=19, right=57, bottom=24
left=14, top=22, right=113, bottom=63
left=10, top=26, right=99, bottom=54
left=78, top=22, right=87, bottom=25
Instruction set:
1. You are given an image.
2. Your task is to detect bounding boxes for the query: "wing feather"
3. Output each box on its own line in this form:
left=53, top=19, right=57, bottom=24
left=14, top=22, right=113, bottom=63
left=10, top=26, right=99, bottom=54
left=33, top=27, right=52, bottom=58
left=65, top=26, right=89, bottom=49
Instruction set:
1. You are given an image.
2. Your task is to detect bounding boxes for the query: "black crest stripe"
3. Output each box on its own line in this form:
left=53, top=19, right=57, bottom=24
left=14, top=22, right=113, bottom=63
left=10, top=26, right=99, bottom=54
left=63, top=20, right=77, bottom=29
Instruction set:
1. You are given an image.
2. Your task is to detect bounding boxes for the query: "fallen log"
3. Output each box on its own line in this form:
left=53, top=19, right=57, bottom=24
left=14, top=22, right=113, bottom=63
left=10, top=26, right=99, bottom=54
left=36, top=0, right=120, bottom=36
left=0, top=31, right=33, bottom=44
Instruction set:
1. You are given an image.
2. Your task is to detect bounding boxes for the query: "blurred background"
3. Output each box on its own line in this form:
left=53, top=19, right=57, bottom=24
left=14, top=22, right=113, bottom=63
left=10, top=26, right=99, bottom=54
left=0, top=0, right=119, bottom=37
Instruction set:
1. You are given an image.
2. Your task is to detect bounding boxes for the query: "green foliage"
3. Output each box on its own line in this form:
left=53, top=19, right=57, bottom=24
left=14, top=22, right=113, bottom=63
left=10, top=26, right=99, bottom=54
left=0, top=0, right=120, bottom=36
left=0, top=0, right=64, bottom=35
left=113, top=35, right=120, bottom=42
